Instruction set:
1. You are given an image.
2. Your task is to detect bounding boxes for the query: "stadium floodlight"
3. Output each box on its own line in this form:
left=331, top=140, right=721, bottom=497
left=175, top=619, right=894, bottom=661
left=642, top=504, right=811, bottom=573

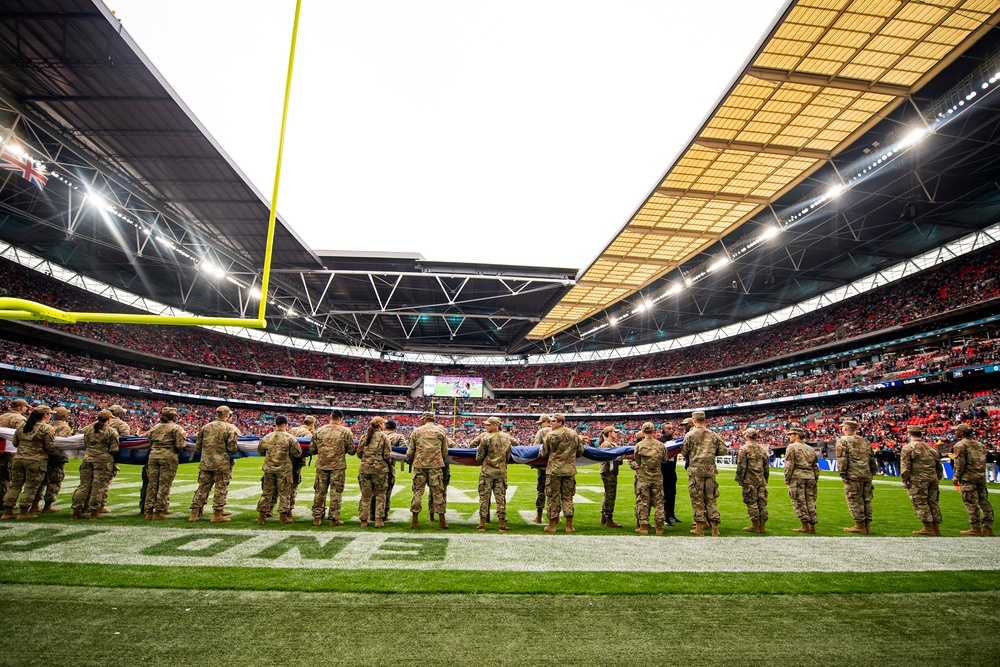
left=248, top=287, right=263, bottom=300
left=825, top=184, right=845, bottom=199
left=761, top=226, right=780, bottom=240
left=708, top=256, right=730, bottom=273
left=0, top=0, right=304, bottom=331
left=898, top=127, right=929, bottom=148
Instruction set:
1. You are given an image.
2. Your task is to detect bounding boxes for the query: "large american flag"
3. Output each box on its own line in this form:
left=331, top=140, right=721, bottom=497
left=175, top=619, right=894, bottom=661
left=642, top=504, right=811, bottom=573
left=0, top=146, right=48, bottom=189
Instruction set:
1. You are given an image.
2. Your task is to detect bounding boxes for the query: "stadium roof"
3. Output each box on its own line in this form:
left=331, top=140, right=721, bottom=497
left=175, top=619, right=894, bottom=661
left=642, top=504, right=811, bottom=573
left=0, top=0, right=999, bottom=359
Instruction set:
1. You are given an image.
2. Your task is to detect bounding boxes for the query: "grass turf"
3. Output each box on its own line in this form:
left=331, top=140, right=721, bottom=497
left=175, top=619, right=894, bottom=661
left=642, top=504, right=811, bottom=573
left=2, top=584, right=998, bottom=666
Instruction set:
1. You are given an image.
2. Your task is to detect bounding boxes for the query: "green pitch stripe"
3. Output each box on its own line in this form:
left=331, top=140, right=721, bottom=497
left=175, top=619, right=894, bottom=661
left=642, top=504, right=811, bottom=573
left=2, top=561, right=998, bottom=595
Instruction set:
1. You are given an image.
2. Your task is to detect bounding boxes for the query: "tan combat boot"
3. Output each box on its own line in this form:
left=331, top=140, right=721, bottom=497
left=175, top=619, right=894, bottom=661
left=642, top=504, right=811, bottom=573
left=410, top=513, right=419, bottom=530
left=635, top=523, right=649, bottom=535
left=792, top=522, right=810, bottom=533
left=534, top=510, right=543, bottom=524
left=257, top=512, right=267, bottom=525
left=41, top=502, right=59, bottom=514
left=16, top=507, right=37, bottom=520
left=606, top=515, right=622, bottom=528
left=654, top=520, right=664, bottom=536
left=29, top=501, right=41, bottom=514
left=144, top=511, right=153, bottom=521
left=438, top=514, right=449, bottom=530
left=743, top=521, right=758, bottom=533
left=188, top=509, right=200, bottom=522
left=100, top=507, right=111, bottom=514
left=222, top=510, right=233, bottom=517
left=312, top=518, right=322, bottom=527
left=374, top=518, right=384, bottom=528
left=152, top=512, right=167, bottom=521
left=843, top=523, right=865, bottom=534
left=809, top=523, right=817, bottom=534
left=600, top=516, right=607, bottom=525
left=0, top=506, right=15, bottom=520
left=960, top=526, right=982, bottom=536
left=983, top=525, right=994, bottom=536
left=932, top=523, right=941, bottom=536
left=543, top=519, right=558, bottom=533
left=210, top=510, right=231, bottom=523
left=498, top=518, right=510, bottom=532
left=710, top=522, right=721, bottom=537
left=88, top=509, right=101, bottom=521
left=564, top=517, right=575, bottom=534
left=912, top=522, right=935, bottom=536
left=865, top=522, right=872, bottom=535
left=70, top=507, right=83, bottom=520
left=359, top=520, right=369, bottom=528
left=279, top=513, right=292, bottom=525
left=690, top=522, right=707, bottom=536
left=758, top=520, right=766, bottom=534
left=476, top=519, right=487, bottom=531
left=330, top=518, right=344, bottom=527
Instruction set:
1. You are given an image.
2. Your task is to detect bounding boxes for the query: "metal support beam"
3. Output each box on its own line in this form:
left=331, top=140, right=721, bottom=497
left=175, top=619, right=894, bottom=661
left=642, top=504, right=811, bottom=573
left=624, top=225, right=722, bottom=240
left=693, top=138, right=831, bottom=160
left=654, top=188, right=771, bottom=205
left=745, top=66, right=912, bottom=97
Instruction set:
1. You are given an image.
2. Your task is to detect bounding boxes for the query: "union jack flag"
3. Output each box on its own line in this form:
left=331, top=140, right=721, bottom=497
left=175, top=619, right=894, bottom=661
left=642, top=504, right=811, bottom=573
left=0, top=147, right=48, bottom=189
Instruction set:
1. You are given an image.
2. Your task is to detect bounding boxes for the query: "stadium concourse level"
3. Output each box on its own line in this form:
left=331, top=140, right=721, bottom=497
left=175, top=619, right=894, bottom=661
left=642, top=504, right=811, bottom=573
left=0, top=244, right=999, bottom=388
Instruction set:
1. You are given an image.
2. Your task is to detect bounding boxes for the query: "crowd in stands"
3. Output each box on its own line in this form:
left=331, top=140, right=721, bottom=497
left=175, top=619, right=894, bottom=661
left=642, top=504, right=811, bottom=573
left=2, top=244, right=999, bottom=389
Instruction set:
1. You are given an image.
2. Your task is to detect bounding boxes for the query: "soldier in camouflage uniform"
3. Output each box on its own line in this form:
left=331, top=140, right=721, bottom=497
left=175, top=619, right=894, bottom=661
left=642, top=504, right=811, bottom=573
left=1, top=405, right=55, bottom=520
left=373, top=419, right=406, bottom=523
left=32, top=405, right=71, bottom=514
left=541, top=413, right=584, bottom=533
left=406, top=412, right=450, bottom=530
left=783, top=426, right=819, bottom=534
left=681, top=410, right=728, bottom=536
left=70, top=410, right=119, bottom=521
left=598, top=425, right=623, bottom=528
left=836, top=419, right=877, bottom=534
left=357, top=416, right=392, bottom=528
left=630, top=422, right=667, bottom=535
left=189, top=405, right=239, bottom=523
left=279, top=415, right=314, bottom=516
left=470, top=416, right=517, bottom=532
left=311, top=409, right=356, bottom=526
left=143, top=407, right=187, bottom=521
left=256, top=415, right=303, bottom=525
left=900, top=425, right=943, bottom=536
left=735, top=427, right=770, bottom=534
left=531, top=415, right=552, bottom=524
left=0, top=399, right=29, bottom=504
left=99, top=405, right=130, bottom=513
left=952, top=423, right=994, bottom=536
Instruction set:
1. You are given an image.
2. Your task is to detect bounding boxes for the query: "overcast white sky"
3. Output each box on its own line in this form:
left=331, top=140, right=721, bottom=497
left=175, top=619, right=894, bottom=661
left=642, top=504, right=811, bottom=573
left=110, top=0, right=788, bottom=270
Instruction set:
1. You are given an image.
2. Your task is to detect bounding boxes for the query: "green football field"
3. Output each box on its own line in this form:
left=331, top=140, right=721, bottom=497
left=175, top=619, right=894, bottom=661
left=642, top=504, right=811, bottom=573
left=2, top=457, right=999, bottom=665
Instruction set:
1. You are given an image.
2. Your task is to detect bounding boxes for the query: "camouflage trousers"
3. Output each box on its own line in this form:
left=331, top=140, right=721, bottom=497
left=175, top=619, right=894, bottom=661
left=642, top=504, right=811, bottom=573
left=787, top=478, right=817, bottom=524
left=635, top=478, right=664, bottom=525
left=71, top=461, right=115, bottom=512
left=359, top=472, right=387, bottom=522
left=411, top=467, right=446, bottom=515
left=100, top=463, right=119, bottom=508
left=144, top=458, right=179, bottom=514
left=0, top=452, right=12, bottom=502
left=479, top=472, right=507, bottom=521
left=546, top=474, right=576, bottom=520
left=257, top=470, right=293, bottom=514
left=32, top=456, right=66, bottom=506
left=740, top=483, right=768, bottom=522
left=906, top=480, right=942, bottom=524
left=269, top=464, right=303, bottom=511
left=843, top=479, right=873, bottom=523
left=959, top=482, right=994, bottom=529
left=534, top=467, right=547, bottom=512
left=688, top=475, right=721, bottom=524
left=2, top=458, right=45, bottom=510
left=364, top=465, right=395, bottom=521
left=190, top=468, right=232, bottom=512
left=600, top=471, right=618, bottom=518
left=313, top=468, right=347, bottom=520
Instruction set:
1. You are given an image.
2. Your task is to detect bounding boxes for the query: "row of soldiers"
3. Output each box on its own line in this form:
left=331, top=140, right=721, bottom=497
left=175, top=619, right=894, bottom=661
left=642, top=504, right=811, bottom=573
left=0, top=400, right=994, bottom=536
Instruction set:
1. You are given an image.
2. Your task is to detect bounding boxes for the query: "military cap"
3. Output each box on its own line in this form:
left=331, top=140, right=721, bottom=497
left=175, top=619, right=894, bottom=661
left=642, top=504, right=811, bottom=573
left=680, top=417, right=693, bottom=425
left=641, top=421, right=655, bottom=433
left=744, top=427, right=759, bottom=439
left=955, top=423, right=973, bottom=434
left=330, top=409, right=344, bottom=420
left=787, top=427, right=805, bottom=436
left=275, top=415, right=288, bottom=426
left=53, top=406, right=70, bottom=419
left=10, top=398, right=27, bottom=408
left=385, top=419, right=398, bottom=430
left=842, top=419, right=859, bottom=428
left=216, top=405, right=232, bottom=416
left=691, top=411, right=706, bottom=420
left=421, top=412, right=436, bottom=422
left=486, top=416, right=502, bottom=426
left=551, top=413, right=566, bottom=423
left=906, top=425, right=923, bottom=436
left=602, top=425, right=619, bottom=434
left=537, top=414, right=551, bottom=424
left=33, top=404, right=52, bottom=414
left=160, top=407, right=178, bottom=420
left=108, top=404, right=126, bottom=416
left=302, top=415, right=317, bottom=425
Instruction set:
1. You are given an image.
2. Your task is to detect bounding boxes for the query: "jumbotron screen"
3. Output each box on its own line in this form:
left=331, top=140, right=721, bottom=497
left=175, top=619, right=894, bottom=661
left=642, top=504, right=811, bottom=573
left=422, top=376, right=484, bottom=398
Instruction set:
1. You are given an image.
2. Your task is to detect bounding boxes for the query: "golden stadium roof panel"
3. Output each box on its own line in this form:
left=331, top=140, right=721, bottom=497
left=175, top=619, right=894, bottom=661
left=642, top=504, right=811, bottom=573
left=528, top=0, right=1000, bottom=341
